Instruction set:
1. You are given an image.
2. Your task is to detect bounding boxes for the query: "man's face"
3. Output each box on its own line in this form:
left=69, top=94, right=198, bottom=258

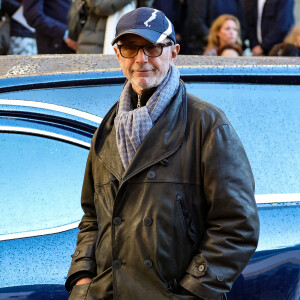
left=114, top=34, right=180, bottom=94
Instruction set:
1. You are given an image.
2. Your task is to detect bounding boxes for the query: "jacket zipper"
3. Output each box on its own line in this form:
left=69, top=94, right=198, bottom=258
left=137, top=94, right=141, bottom=108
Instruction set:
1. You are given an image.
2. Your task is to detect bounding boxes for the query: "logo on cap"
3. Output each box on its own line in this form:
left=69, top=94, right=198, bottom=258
left=144, top=9, right=159, bottom=28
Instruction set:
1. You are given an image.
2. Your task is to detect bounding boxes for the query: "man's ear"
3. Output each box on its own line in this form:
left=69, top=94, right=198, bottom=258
left=114, top=45, right=119, bottom=56
left=170, top=44, right=180, bottom=65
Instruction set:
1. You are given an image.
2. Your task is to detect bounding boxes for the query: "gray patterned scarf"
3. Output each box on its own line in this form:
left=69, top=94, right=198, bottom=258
left=114, top=65, right=180, bottom=169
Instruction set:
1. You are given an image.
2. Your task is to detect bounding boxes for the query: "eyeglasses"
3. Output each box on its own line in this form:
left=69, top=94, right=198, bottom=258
left=117, top=42, right=173, bottom=58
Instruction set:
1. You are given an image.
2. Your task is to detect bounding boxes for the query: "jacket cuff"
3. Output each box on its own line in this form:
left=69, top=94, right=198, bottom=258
left=179, top=255, right=225, bottom=300
left=65, top=244, right=96, bottom=291
left=65, top=271, right=94, bottom=291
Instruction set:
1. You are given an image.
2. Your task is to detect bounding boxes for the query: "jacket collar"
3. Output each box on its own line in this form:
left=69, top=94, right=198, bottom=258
left=95, top=80, right=187, bottom=182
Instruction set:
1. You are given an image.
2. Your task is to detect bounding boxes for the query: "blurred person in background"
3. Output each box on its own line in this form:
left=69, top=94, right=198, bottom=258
left=0, top=2, right=11, bottom=55
left=203, top=14, right=242, bottom=56
left=23, top=0, right=74, bottom=54
left=283, top=24, right=300, bottom=49
left=152, top=0, right=187, bottom=51
left=184, top=0, right=246, bottom=55
left=217, top=43, right=243, bottom=57
left=245, top=0, right=294, bottom=56
left=1, top=0, right=37, bottom=55
left=269, top=42, right=300, bottom=56
left=136, top=0, right=154, bottom=6
left=68, top=0, right=154, bottom=54
left=269, top=24, right=300, bottom=56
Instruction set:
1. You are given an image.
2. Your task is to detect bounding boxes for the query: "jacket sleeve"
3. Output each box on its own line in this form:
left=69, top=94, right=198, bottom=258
left=180, top=124, right=260, bottom=300
left=244, top=0, right=258, bottom=49
left=23, top=0, right=67, bottom=40
left=65, top=139, right=98, bottom=291
left=85, top=0, right=133, bottom=17
left=237, top=0, right=247, bottom=43
left=188, top=0, right=209, bottom=41
left=261, top=0, right=294, bottom=52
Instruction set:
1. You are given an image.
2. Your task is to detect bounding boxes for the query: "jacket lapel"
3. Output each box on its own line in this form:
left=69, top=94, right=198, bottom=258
left=123, top=81, right=187, bottom=182
left=95, top=103, right=125, bottom=181
left=95, top=81, right=187, bottom=183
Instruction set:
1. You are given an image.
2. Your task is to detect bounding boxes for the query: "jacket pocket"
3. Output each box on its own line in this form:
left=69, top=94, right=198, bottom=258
left=169, top=279, right=201, bottom=299
left=69, top=283, right=91, bottom=300
left=175, top=195, right=189, bottom=233
left=175, top=194, right=199, bottom=245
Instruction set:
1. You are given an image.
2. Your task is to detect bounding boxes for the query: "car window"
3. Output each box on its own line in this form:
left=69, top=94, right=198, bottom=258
left=185, top=82, right=300, bottom=196
left=0, top=133, right=88, bottom=238
left=0, top=85, right=123, bottom=118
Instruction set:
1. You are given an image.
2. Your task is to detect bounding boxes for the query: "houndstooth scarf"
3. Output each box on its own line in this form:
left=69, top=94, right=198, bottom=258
left=114, top=65, right=180, bottom=169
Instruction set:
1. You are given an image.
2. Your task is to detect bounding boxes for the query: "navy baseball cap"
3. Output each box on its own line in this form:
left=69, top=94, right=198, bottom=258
left=111, top=7, right=176, bottom=45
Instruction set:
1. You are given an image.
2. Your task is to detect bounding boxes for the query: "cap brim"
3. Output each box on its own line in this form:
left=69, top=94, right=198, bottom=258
left=111, top=29, right=168, bottom=45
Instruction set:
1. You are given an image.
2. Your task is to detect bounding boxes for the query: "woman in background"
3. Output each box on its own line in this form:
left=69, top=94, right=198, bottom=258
left=203, top=14, right=242, bottom=56
left=269, top=24, right=300, bottom=57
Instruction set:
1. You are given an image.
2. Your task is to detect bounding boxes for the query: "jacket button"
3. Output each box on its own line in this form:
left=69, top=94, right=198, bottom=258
left=144, top=217, right=153, bottom=226
left=198, top=264, right=205, bottom=272
left=160, top=158, right=169, bottom=167
left=217, top=275, right=224, bottom=281
left=144, top=259, right=153, bottom=268
left=147, top=171, right=156, bottom=179
left=113, top=217, right=122, bottom=226
left=112, top=260, right=122, bottom=269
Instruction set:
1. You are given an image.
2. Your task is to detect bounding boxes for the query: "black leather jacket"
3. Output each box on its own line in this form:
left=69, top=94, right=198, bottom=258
left=66, top=81, right=259, bottom=300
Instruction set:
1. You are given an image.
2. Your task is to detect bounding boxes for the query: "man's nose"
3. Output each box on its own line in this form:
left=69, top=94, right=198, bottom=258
left=135, top=48, right=148, bottom=62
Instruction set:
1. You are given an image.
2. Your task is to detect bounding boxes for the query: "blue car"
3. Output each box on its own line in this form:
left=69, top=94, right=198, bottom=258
left=0, top=55, right=299, bottom=300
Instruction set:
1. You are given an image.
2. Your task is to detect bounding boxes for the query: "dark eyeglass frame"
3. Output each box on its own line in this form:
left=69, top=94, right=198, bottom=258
left=117, top=42, right=174, bottom=58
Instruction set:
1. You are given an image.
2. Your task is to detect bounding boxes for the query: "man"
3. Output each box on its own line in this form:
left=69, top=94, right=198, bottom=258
left=244, top=0, right=294, bottom=55
left=65, top=7, right=259, bottom=300
left=23, top=0, right=74, bottom=54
